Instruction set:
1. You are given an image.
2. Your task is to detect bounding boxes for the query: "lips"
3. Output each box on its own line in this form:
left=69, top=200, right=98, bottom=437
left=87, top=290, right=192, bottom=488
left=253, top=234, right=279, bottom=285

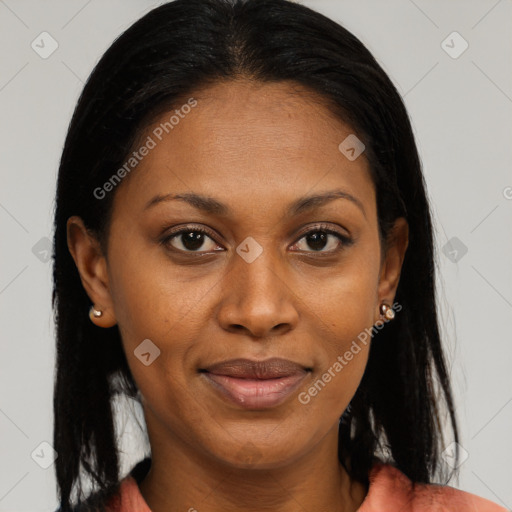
left=200, top=358, right=310, bottom=409
left=203, top=357, right=308, bottom=379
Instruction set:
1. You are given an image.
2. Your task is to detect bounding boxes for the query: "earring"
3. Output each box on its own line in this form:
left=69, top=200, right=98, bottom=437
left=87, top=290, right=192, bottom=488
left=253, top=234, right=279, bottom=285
left=379, top=302, right=395, bottom=320
left=89, top=305, right=103, bottom=322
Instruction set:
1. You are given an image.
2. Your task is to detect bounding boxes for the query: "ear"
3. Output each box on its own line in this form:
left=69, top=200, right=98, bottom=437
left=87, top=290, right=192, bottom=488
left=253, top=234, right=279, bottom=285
left=376, top=217, right=409, bottom=321
left=66, top=216, right=117, bottom=328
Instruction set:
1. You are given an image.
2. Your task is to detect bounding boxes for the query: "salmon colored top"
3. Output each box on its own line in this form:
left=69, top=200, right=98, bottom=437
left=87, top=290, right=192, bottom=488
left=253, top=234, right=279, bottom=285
left=105, top=459, right=507, bottom=511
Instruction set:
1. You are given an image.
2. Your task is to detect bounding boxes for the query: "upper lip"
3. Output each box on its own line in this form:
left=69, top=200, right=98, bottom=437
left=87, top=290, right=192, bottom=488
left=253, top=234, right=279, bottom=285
left=202, top=357, right=309, bottom=379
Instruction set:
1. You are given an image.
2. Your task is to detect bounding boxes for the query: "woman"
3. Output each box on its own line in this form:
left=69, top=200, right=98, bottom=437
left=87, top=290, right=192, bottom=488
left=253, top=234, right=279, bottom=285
left=52, top=0, right=507, bottom=510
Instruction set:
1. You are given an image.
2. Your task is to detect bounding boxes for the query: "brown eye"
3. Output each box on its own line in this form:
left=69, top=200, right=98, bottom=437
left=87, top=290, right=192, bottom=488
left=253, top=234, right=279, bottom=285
left=290, top=225, right=353, bottom=254
left=161, top=227, right=223, bottom=253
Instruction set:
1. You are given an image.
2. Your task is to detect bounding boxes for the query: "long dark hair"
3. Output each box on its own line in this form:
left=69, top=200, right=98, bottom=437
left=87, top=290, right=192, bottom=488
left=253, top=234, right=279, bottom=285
left=52, top=0, right=460, bottom=509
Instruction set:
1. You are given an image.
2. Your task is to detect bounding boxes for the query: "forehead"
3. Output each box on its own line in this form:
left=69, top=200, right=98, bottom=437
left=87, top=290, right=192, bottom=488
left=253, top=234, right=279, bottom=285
left=112, top=79, right=375, bottom=217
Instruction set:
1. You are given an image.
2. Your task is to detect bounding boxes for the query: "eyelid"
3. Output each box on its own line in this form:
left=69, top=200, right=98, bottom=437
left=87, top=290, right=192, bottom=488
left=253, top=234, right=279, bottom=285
left=293, top=222, right=350, bottom=241
left=165, top=224, right=219, bottom=241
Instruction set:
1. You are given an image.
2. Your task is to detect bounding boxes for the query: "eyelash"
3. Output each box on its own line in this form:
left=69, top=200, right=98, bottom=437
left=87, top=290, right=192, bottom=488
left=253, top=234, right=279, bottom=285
left=159, top=223, right=354, bottom=255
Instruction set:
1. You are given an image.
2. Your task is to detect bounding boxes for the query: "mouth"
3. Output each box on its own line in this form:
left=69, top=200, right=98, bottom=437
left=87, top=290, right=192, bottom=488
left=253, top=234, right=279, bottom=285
left=199, top=358, right=311, bottom=410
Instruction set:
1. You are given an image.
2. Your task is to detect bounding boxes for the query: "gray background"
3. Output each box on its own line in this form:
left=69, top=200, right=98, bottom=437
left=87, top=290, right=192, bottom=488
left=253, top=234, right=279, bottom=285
left=0, top=0, right=511, bottom=510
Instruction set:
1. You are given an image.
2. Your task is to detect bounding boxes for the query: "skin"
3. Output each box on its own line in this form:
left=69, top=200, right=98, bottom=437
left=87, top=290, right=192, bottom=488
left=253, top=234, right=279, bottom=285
left=67, top=78, right=408, bottom=512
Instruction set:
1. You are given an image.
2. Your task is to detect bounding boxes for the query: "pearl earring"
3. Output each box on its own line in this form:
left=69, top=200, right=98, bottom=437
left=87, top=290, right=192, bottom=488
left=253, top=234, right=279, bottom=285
left=379, top=302, right=395, bottom=320
left=89, top=305, right=103, bottom=322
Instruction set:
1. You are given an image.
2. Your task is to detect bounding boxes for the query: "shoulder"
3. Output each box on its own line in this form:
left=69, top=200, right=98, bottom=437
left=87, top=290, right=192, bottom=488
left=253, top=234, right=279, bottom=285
left=53, top=458, right=152, bottom=512
left=359, top=462, right=508, bottom=512
left=52, top=485, right=121, bottom=512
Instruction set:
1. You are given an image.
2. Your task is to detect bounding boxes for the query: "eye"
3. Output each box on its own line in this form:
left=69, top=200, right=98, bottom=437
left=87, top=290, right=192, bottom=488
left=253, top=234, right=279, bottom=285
left=290, top=224, right=353, bottom=253
left=160, top=223, right=353, bottom=255
left=160, top=226, right=223, bottom=253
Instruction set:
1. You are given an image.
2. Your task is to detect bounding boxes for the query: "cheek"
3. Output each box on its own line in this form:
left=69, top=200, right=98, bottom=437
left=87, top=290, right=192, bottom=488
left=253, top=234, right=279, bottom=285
left=301, top=250, right=380, bottom=338
left=107, top=237, right=214, bottom=341
left=297, top=252, right=379, bottom=416
left=106, top=241, right=228, bottom=400
left=298, top=339, right=370, bottom=426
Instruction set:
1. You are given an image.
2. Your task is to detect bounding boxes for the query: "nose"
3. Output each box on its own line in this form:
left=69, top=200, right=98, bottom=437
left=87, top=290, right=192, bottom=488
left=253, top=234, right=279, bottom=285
left=216, top=247, right=299, bottom=339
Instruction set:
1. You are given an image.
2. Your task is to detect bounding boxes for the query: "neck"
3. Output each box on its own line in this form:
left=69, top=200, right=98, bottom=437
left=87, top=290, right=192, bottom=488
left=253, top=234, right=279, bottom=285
left=138, top=426, right=368, bottom=512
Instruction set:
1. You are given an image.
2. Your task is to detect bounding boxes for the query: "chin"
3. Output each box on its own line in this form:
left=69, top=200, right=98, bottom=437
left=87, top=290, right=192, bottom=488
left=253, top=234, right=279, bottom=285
left=207, top=436, right=308, bottom=471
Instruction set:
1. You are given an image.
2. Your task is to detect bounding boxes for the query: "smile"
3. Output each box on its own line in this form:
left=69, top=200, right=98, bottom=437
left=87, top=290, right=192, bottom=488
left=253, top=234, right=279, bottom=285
left=202, top=372, right=309, bottom=409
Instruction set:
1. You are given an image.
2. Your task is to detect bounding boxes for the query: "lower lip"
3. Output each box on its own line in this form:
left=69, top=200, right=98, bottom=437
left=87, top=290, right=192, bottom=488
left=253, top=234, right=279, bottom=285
left=202, top=372, right=308, bottom=409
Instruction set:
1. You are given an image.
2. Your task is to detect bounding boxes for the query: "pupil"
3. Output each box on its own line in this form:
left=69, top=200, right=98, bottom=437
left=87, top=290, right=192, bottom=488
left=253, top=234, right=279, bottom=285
left=307, top=232, right=327, bottom=251
left=182, top=232, right=204, bottom=251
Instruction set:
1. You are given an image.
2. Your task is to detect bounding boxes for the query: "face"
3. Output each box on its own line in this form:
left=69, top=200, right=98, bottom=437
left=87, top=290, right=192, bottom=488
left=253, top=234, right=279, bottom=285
left=68, top=79, right=408, bottom=470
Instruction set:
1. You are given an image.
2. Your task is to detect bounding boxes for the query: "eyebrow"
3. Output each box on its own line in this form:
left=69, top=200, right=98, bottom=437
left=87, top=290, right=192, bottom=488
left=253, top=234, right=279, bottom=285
left=144, top=189, right=366, bottom=218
